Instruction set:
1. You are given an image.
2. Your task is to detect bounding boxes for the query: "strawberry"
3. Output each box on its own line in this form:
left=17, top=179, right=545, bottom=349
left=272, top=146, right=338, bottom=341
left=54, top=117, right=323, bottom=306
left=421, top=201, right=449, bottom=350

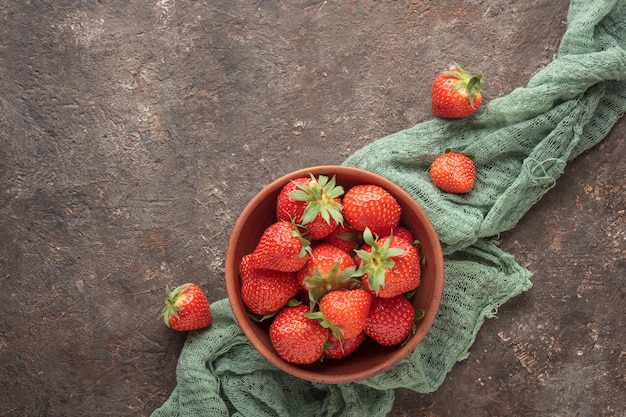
left=247, top=220, right=311, bottom=272
left=162, top=283, right=212, bottom=331
left=342, top=184, right=401, bottom=238
left=392, top=226, right=416, bottom=246
left=364, top=295, right=416, bottom=346
left=269, top=305, right=329, bottom=364
left=356, top=228, right=421, bottom=298
left=429, top=149, right=476, bottom=194
left=297, top=243, right=358, bottom=307
left=431, top=62, right=483, bottom=119
left=277, top=174, right=344, bottom=240
left=321, top=224, right=363, bottom=254
left=306, top=288, right=372, bottom=340
left=324, top=331, right=366, bottom=360
left=239, top=254, right=300, bottom=317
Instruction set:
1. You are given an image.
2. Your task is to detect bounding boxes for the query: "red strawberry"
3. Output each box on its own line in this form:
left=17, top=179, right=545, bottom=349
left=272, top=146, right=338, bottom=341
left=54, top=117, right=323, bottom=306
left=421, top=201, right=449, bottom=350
left=162, top=283, right=212, bottom=331
left=429, top=149, right=476, bottom=194
left=277, top=174, right=344, bottom=240
left=324, top=332, right=366, bottom=360
left=431, top=62, right=483, bottom=119
left=392, top=226, right=415, bottom=246
left=239, top=254, right=300, bottom=317
left=269, top=305, right=329, bottom=364
left=342, top=184, right=401, bottom=238
left=356, top=228, right=421, bottom=298
left=248, top=220, right=311, bottom=272
left=322, top=224, right=363, bottom=254
left=306, top=288, right=372, bottom=340
left=297, top=243, right=358, bottom=306
left=364, top=295, right=416, bottom=346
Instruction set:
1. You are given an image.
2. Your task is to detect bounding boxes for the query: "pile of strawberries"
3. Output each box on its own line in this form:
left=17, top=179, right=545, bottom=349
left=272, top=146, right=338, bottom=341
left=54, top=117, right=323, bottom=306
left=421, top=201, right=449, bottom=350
left=239, top=174, right=425, bottom=365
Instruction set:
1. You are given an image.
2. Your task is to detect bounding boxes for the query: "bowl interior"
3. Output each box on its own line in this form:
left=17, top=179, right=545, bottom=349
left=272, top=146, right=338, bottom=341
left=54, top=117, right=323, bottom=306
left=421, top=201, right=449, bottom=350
left=225, top=165, right=444, bottom=384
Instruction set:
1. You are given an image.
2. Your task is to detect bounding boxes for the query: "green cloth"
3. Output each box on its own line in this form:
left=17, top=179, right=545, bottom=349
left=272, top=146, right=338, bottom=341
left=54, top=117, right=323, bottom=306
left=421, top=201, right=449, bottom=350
left=152, top=1, right=626, bottom=415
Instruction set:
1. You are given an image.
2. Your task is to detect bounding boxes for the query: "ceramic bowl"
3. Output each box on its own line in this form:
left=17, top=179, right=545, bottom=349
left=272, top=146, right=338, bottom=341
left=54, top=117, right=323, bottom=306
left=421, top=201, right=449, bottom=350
left=225, top=165, right=444, bottom=384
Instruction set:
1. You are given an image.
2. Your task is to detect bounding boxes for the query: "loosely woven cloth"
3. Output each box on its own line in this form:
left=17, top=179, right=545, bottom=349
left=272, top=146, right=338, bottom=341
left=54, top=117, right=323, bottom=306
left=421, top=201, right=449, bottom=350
left=152, top=1, right=626, bottom=415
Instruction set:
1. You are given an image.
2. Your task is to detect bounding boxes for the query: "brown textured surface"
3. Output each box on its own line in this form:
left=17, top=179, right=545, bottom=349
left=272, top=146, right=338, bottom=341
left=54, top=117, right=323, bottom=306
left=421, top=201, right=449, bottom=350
left=0, top=1, right=624, bottom=416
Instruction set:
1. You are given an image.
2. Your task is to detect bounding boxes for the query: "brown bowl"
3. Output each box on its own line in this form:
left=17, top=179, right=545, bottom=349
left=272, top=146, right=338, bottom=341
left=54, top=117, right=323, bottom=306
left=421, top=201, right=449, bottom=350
left=225, top=166, right=444, bottom=384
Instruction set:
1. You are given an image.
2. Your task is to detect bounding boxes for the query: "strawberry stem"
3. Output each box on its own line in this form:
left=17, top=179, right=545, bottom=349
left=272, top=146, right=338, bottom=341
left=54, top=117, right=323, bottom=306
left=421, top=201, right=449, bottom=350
left=443, top=62, right=483, bottom=108
left=162, top=284, right=189, bottom=327
left=288, top=174, right=344, bottom=226
left=303, top=264, right=358, bottom=309
left=289, top=219, right=312, bottom=258
left=304, top=310, right=345, bottom=340
left=354, top=228, right=405, bottom=295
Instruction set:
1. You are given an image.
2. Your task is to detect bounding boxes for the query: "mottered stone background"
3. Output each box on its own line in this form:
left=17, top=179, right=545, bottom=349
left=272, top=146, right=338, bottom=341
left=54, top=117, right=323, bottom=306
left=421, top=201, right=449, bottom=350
left=0, top=1, right=624, bottom=416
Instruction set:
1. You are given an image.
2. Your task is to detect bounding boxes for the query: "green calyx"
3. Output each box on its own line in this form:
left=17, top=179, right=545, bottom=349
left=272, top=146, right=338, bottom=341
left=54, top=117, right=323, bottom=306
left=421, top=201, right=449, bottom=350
left=162, top=284, right=189, bottom=327
left=303, top=263, right=359, bottom=309
left=248, top=298, right=301, bottom=322
left=443, top=62, right=483, bottom=108
left=304, top=310, right=345, bottom=340
left=354, top=228, right=406, bottom=295
left=443, top=147, right=475, bottom=160
left=288, top=174, right=344, bottom=226
left=334, top=230, right=364, bottom=250
left=290, top=219, right=312, bottom=258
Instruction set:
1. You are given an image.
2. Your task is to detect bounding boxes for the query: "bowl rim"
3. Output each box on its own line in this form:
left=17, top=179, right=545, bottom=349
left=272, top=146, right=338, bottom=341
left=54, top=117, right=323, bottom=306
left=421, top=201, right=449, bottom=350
left=225, top=165, right=444, bottom=384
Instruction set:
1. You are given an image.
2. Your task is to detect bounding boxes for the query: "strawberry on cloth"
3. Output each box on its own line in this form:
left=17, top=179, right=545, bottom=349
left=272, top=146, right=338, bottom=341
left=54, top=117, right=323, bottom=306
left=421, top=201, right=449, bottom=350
left=429, top=149, right=476, bottom=194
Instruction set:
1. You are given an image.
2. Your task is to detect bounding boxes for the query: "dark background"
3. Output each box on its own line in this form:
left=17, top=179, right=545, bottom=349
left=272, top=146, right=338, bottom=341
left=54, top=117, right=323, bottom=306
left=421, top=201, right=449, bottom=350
left=1, top=1, right=624, bottom=416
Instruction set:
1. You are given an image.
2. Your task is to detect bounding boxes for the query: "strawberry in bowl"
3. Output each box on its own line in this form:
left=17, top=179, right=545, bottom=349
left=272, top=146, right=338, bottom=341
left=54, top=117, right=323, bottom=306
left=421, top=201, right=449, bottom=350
left=225, top=166, right=444, bottom=384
